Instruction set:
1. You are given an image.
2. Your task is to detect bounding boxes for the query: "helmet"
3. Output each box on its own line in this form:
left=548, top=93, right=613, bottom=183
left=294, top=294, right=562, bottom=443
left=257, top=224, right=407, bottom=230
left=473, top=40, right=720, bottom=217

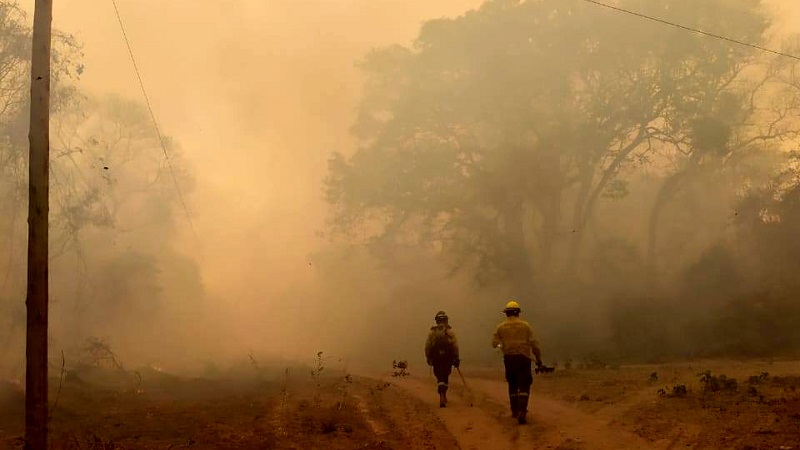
left=503, top=300, right=521, bottom=313
left=434, top=311, right=448, bottom=323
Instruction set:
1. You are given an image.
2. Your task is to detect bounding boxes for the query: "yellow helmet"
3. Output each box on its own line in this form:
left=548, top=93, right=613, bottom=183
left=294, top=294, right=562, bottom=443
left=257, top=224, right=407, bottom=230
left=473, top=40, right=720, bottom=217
left=503, top=300, right=521, bottom=313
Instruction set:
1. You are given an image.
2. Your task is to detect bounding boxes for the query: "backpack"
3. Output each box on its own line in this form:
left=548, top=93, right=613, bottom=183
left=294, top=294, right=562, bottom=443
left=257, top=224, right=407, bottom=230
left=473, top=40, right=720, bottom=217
left=430, top=326, right=454, bottom=361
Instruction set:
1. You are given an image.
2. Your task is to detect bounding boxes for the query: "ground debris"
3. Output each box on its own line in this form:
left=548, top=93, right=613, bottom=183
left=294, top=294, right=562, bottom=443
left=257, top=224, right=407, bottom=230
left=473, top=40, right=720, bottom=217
left=699, top=371, right=738, bottom=393
left=392, top=360, right=410, bottom=378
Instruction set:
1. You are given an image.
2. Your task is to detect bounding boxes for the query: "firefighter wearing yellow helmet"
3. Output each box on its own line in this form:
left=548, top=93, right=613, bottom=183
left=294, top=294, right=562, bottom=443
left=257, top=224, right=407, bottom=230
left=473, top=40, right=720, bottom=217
left=491, top=300, right=543, bottom=424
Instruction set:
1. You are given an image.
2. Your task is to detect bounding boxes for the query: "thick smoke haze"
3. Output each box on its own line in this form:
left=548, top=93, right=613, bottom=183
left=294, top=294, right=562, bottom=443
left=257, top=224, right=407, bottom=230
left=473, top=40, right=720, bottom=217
left=4, top=0, right=800, bottom=376
left=43, top=0, right=476, bottom=289
left=10, top=0, right=482, bottom=370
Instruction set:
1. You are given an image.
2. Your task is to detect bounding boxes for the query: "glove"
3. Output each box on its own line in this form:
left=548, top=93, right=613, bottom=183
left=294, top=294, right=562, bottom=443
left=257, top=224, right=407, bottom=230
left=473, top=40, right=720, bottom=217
left=453, top=358, right=460, bottom=368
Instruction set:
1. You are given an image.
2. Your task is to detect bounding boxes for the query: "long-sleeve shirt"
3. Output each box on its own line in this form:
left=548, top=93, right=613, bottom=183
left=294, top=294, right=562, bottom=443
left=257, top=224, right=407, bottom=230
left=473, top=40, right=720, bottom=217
left=492, top=316, right=541, bottom=362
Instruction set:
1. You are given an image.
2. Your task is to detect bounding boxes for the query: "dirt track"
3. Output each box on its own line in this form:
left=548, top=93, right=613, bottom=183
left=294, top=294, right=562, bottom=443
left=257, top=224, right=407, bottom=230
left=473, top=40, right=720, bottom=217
left=389, top=374, right=656, bottom=450
left=1, top=361, right=799, bottom=449
left=376, top=361, right=800, bottom=450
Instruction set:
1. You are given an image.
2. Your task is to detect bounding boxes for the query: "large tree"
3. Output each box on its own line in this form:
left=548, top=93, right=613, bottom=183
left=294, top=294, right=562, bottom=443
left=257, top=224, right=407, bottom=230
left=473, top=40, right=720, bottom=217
left=644, top=52, right=800, bottom=279
left=326, top=0, right=799, bottom=297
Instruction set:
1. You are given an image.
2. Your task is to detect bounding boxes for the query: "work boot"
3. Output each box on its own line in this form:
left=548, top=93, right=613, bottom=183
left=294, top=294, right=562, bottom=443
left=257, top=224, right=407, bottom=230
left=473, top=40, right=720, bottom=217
left=517, top=393, right=529, bottom=424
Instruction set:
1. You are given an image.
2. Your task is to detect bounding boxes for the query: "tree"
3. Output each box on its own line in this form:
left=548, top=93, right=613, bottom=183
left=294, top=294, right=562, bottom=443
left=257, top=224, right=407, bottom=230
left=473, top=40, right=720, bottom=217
left=644, top=49, right=800, bottom=279
left=325, top=0, right=791, bottom=296
left=0, top=2, right=80, bottom=390
left=0, top=0, right=81, bottom=296
left=0, top=0, right=195, bottom=376
left=734, top=151, right=800, bottom=292
left=46, top=94, right=196, bottom=345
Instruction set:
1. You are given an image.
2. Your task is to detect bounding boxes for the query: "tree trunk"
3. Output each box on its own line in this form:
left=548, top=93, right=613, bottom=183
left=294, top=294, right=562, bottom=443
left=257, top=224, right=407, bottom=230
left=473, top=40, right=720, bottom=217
left=565, top=167, right=594, bottom=276
left=503, top=198, right=534, bottom=292
left=25, top=1, right=53, bottom=449
left=646, top=166, right=695, bottom=284
left=533, top=146, right=564, bottom=280
left=565, top=128, right=649, bottom=277
left=538, top=190, right=561, bottom=280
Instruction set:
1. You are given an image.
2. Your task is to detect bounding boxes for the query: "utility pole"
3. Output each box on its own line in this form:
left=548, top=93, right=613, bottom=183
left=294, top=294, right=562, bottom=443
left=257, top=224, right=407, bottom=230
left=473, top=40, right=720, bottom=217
left=25, top=0, right=53, bottom=449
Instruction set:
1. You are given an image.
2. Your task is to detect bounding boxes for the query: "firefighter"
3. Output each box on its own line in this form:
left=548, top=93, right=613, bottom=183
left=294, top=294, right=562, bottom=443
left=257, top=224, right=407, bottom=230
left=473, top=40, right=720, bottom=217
left=491, top=300, right=543, bottom=424
left=425, top=311, right=460, bottom=407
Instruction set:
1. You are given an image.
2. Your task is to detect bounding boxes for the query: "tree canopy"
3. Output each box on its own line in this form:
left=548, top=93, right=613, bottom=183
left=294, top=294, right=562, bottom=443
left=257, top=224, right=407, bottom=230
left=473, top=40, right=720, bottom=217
left=326, top=0, right=800, bottom=299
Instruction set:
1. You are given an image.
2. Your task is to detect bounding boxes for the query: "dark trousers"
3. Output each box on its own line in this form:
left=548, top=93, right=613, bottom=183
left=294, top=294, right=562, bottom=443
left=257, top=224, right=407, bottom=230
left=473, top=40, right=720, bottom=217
left=504, top=354, right=532, bottom=412
left=433, top=361, right=452, bottom=393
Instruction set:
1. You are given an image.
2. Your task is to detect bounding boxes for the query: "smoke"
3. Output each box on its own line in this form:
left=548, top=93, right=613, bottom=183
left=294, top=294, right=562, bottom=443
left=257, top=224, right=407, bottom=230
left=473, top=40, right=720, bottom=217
left=2, top=0, right=800, bottom=377
left=0, top=0, right=484, bottom=375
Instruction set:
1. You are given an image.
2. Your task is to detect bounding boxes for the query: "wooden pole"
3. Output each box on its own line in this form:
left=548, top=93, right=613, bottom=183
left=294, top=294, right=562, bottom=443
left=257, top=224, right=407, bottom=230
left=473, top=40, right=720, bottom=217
left=25, top=0, right=53, bottom=448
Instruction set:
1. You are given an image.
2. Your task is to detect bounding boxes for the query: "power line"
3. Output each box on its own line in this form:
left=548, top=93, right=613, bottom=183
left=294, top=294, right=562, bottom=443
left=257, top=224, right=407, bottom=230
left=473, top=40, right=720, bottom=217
left=580, top=0, right=800, bottom=62
left=109, top=0, right=200, bottom=242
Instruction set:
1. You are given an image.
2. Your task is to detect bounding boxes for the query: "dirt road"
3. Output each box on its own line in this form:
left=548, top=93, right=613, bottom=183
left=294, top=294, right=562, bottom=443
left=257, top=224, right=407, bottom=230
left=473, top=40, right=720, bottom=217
left=387, top=373, right=660, bottom=450
left=1, top=361, right=798, bottom=449
left=377, top=361, right=800, bottom=450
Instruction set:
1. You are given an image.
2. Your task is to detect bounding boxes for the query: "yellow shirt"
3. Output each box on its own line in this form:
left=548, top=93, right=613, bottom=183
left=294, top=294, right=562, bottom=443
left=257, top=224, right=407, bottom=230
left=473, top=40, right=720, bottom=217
left=492, top=316, right=540, bottom=360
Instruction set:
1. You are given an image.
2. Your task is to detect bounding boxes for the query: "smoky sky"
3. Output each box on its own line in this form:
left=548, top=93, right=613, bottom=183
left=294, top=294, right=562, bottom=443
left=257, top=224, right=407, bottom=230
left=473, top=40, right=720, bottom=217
left=19, top=0, right=478, bottom=306
left=12, top=0, right=800, bottom=363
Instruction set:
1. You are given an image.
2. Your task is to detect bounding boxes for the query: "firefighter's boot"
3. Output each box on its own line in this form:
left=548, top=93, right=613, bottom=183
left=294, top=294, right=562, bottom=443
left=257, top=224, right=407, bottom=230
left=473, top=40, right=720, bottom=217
left=517, top=393, right=529, bottom=424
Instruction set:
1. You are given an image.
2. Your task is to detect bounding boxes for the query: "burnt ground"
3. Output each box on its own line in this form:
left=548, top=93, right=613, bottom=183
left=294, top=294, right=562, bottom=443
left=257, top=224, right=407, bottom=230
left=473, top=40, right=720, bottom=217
left=1, top=359, right=799, bottom=449
left=0, top=363, right=456, bottom=450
